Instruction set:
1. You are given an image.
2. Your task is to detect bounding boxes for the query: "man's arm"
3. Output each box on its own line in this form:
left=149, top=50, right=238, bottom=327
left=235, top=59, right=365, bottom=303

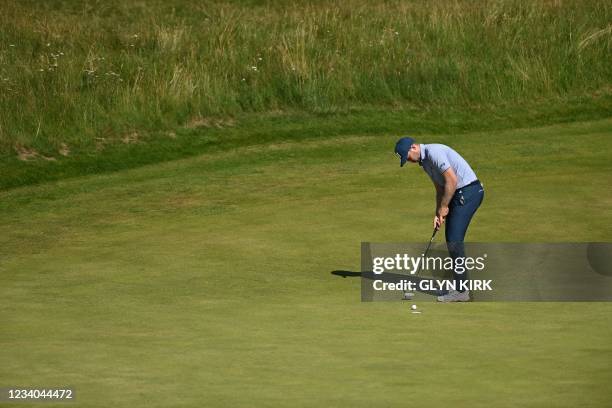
left=439, top=167, right=458, bottom=209
left=433, top=168, right=457, bottom=229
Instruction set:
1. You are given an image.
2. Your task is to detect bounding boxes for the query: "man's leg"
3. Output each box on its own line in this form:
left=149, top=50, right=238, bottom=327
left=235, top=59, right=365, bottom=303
left=445, top=183, right=484, bottom=293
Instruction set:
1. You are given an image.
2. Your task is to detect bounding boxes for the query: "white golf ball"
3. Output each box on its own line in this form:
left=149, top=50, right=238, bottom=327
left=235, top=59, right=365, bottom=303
left=411, top=304, right=417, bottom=310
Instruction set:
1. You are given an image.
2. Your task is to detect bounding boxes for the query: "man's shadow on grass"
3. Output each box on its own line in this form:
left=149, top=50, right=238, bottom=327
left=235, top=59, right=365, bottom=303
left=330, top=270, right=444, bottom=296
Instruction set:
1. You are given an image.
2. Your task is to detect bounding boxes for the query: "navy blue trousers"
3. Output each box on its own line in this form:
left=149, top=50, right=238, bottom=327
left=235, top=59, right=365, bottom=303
left=445, top=181, right=484, bottom=292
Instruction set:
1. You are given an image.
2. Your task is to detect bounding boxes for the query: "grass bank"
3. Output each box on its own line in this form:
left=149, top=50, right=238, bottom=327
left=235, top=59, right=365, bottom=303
left=1, top=0, right=611, bottom=174
left=1, top=94, right=611, bottom=190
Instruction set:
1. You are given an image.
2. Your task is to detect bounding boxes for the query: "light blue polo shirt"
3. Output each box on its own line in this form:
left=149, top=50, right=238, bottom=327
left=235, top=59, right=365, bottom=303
left=419, top=144, right=478, bottom=188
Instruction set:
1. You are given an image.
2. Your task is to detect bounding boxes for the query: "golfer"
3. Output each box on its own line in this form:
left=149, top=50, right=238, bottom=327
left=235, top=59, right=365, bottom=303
left=395, top=137, right=484, bottom=302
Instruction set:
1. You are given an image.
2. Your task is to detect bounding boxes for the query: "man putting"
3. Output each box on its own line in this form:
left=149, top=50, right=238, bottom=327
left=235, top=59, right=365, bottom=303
left=395, top=137, right=484, bottom=302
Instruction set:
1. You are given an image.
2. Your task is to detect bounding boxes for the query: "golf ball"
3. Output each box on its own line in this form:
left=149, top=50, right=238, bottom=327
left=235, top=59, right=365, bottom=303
left=411, top=304, right=417, bottom=310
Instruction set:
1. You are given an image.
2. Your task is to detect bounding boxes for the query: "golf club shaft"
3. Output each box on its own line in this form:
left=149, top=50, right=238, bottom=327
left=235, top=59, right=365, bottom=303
left=424, top=227, right=438, bottom=258
left=416, top=228, right=438, bottom=276
left=403, top=228, right=439, bottom=299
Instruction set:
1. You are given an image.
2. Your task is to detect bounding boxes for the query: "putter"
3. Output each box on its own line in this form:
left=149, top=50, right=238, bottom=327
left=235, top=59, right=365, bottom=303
left=417, top=227, right=438, bottom=277
left=403, top=227, right=438, bottom=300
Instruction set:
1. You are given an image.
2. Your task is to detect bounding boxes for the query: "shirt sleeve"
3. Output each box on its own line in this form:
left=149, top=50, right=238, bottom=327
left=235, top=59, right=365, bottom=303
left=430, top=151, right=451, bottom=175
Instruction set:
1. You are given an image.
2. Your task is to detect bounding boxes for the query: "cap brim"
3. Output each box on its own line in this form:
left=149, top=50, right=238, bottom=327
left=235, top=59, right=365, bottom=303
left=400, top=156, right=407, bottom=167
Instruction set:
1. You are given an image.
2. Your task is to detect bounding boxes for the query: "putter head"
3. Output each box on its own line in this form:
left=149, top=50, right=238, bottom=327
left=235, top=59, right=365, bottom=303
left=403, top=292, right=415, bottom=300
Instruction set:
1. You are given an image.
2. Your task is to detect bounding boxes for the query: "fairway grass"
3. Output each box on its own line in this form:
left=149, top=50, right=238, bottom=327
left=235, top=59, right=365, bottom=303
left=1, top=119, right=611, bottom=407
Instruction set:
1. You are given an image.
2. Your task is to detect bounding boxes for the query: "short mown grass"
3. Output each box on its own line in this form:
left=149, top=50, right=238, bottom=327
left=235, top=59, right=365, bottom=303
left=1, top=119, right=611, bottom=407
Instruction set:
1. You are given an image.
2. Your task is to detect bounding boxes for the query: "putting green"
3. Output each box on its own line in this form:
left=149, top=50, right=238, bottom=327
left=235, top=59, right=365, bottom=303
left=1, top=119, right=611, bottom=407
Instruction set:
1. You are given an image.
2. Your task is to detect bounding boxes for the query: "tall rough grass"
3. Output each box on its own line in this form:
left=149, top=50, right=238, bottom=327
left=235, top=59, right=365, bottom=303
left=0, top=0, right=610, bottom=155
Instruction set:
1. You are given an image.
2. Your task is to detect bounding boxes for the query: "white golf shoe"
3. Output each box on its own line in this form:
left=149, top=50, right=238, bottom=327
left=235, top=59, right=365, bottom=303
left=437, top=290, right=470, bottom=302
